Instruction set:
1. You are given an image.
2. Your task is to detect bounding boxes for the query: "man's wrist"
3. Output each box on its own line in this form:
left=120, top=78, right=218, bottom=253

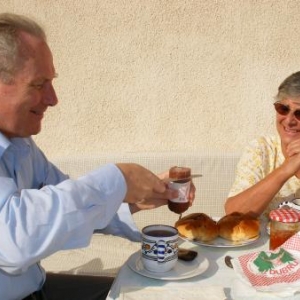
left=129, top=203, right=140, bottom=214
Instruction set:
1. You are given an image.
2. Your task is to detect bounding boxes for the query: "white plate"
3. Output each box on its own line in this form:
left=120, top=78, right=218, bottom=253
left=179, top=216, right=260, bottom=248
left=180, top=234, right=260, bottom=248
left=127, top=250, right=209, bottom=280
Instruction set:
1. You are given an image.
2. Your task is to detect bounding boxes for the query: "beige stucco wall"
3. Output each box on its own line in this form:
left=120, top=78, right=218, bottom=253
left=1, top=0, right=299, bottom=158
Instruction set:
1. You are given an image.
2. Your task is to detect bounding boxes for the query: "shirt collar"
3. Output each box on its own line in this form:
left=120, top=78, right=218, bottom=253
left=0, top=132, right=31, bottom=159
left=0, top=133, right=11, bottom=158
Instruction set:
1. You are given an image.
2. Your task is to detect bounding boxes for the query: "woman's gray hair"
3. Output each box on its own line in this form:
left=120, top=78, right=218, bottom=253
left=0, top=13, right=46, bottom=83
left=275, top=71, right=300, bottom=102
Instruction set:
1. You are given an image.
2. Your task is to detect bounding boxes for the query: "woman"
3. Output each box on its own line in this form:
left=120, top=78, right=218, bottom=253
left=225, top=71, right=300, bottom=218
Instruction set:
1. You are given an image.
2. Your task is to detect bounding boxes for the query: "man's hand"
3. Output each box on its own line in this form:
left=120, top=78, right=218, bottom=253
left=157, top=170, right=196, bottom=206
left=116, top=163, right=167, bottom=203
left=128, top=170, right=196, bottom=214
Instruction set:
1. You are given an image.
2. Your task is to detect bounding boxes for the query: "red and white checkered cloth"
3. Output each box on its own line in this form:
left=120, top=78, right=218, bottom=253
left=232, top=232, right=300, bottom=293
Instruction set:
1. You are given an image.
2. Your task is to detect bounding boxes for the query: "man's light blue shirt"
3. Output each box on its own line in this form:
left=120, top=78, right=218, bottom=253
left=0, top=133, right=140, bottom=300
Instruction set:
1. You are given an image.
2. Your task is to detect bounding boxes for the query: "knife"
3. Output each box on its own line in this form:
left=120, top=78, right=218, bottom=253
left=164, top=174, right=202, bottom=183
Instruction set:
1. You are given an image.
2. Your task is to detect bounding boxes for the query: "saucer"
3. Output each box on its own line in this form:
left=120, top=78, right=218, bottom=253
left=127, top=250, right=209, bottom=280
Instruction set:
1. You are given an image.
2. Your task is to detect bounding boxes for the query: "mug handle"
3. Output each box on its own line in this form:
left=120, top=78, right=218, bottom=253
left=157, top=240, right=166, bottom=263
left=279, top=201, right=290, bottom=208
left=278, top=201, right=300, bottom=210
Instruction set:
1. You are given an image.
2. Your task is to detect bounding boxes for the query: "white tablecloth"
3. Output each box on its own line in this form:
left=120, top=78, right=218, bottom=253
left=107, top=228, right=280, bottom=300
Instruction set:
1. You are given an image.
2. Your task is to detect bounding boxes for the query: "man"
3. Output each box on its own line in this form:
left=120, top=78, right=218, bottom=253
left=0, top=13, right=194, bottom=300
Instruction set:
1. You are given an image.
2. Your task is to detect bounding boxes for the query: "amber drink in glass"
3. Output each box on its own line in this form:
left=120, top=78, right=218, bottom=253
left=269, top=208, right=300, bottom=250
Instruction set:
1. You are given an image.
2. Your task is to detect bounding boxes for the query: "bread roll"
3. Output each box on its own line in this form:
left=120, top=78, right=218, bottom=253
left=217, top=212, right=260, bottom=242
left=175, top=213, right=219, bottom=242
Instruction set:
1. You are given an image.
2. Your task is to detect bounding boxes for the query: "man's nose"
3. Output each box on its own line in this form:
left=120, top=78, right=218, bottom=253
left=43, top=83, right=58, bottom=106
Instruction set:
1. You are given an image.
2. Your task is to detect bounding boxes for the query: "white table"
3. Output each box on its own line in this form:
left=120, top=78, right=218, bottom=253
left=107, top=230, right=270, bottom=300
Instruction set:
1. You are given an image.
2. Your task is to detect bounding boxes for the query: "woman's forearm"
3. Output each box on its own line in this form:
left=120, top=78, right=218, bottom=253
left=225, top=165, right=292, bottom=216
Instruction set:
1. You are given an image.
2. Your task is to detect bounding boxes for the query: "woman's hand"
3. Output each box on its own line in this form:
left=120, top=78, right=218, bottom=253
left=284, top=140, right=300, bottom=178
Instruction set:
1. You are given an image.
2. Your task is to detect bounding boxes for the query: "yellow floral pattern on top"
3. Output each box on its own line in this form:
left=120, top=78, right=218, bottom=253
left=228, top=135, right=300, bottom=218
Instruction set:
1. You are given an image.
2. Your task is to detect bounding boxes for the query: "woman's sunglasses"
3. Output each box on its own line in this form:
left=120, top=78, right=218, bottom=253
left=273, top=102, right=300, bottom=121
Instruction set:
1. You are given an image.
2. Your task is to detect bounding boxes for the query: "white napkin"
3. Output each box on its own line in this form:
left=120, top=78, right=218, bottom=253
left=231, top=277, right=300, bottom=299
left=231, top=232, right=300, bottom=299
left=120, top=286, right=226, bottom=300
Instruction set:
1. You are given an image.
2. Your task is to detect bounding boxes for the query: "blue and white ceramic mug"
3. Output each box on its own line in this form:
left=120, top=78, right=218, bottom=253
left=141, top=224, right=178, bottom=273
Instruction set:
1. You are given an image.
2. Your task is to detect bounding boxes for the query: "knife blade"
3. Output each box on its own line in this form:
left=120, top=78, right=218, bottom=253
left=164, top=174, right=202, bottom=183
